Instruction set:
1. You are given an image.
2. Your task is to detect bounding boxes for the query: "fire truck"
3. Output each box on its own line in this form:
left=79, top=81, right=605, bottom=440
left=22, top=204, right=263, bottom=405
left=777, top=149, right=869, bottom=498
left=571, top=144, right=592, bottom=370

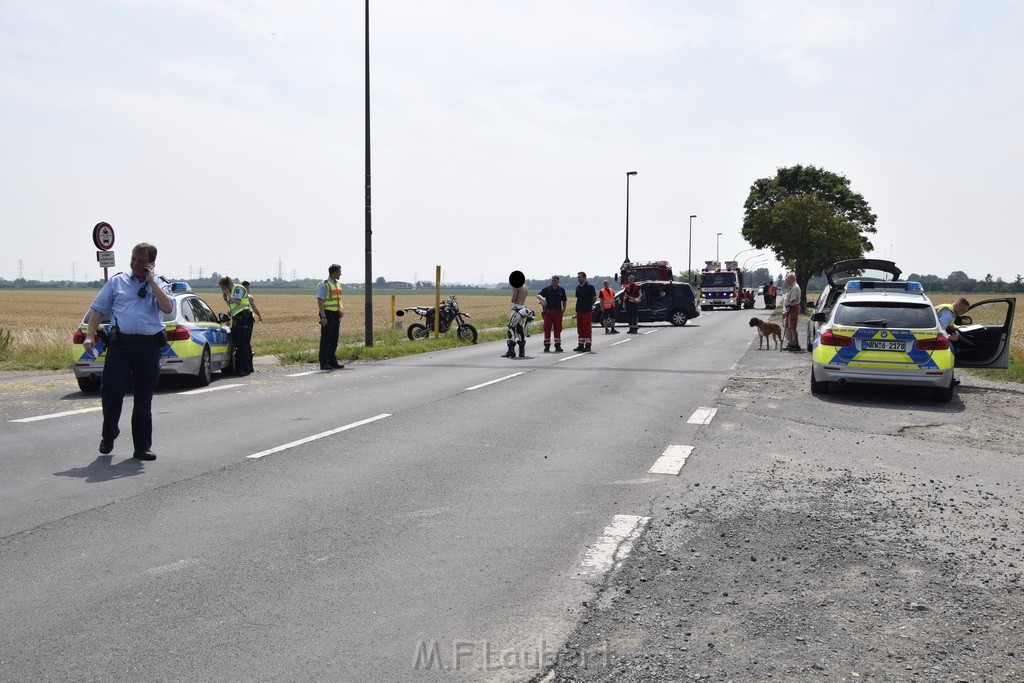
left=619, top=260, right=674, bottom=282
left=699, top=260, right=744, bottom=310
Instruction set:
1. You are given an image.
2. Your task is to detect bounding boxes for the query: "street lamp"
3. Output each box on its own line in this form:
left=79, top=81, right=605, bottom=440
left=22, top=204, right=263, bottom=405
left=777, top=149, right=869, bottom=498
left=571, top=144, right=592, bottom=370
left=716, top=232, right=722, bottom=263
left=688, top=215, right=697, bottom=285
left=624, top=171, right=638, bottom=263
left=731, top=247, right=757, bottom=263
left=741, top=252, right=763, bottom=270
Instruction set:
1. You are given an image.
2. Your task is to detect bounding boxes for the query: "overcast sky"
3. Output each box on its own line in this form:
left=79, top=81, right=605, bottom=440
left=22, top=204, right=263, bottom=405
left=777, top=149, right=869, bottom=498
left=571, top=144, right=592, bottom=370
left=2, top=1, right=1022, bottom=285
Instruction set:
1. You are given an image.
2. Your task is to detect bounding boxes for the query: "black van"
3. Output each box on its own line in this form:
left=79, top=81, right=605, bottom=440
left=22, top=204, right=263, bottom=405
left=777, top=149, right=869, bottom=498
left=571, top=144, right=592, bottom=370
left=593, top=281, right=700, bottom=326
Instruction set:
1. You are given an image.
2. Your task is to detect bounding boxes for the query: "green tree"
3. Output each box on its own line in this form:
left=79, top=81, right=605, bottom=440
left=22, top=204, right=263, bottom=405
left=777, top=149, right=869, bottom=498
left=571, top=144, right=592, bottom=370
left=742, top=165, right=877, bottom=308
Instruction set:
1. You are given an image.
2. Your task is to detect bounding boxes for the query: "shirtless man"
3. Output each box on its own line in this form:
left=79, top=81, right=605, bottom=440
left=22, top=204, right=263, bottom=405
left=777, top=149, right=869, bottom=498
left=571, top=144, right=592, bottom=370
left=504, top=271, right=530, bottom=358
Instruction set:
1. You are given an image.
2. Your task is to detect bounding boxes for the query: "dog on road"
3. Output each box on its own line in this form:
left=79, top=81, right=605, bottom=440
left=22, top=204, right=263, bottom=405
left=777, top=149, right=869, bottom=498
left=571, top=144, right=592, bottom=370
left=749, top=317, right=783, bottom=350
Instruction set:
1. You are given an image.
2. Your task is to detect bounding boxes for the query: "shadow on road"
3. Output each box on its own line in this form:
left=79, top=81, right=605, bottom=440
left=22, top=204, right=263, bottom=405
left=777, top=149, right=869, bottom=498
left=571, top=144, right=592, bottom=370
left=54, top=456, right=145, bottom=483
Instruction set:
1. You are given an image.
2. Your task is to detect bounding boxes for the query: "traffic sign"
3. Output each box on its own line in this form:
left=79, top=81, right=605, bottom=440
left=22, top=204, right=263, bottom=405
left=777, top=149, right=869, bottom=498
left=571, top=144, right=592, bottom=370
left=93, top=222, right=115, bottom=251
left=97, top=250, right=115, bottom=268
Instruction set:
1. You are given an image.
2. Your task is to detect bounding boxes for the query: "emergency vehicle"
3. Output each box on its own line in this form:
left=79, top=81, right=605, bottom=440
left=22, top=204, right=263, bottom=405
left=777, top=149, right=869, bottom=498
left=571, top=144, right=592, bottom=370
left=619, top=260, right=674, bottom=283
left=810, top=280, right=1016, bottom=401
left=699, top=261, right=744, bottom=310
left=71, top=282, right=234, bottom=392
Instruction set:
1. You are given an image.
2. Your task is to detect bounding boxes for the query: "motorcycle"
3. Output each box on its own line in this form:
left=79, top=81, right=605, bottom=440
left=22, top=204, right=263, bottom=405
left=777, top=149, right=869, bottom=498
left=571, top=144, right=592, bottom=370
left=397, top=296, right=478, bottom=343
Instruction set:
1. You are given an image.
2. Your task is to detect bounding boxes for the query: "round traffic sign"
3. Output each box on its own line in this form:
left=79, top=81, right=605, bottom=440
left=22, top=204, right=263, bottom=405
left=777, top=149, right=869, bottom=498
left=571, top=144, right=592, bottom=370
left=93, top=222, right=115, bottom=251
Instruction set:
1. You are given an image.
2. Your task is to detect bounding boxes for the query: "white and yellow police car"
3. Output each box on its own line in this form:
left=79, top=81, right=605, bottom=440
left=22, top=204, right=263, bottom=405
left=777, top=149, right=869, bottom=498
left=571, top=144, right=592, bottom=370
left=72, top=282, right=234, bottom=392
left=810, top=280, right=1016, bottom=402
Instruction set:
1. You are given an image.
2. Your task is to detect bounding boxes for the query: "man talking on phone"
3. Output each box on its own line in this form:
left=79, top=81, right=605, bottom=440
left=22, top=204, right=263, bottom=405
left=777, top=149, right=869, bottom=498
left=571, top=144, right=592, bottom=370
left=82, top=242, right=173, bottom=461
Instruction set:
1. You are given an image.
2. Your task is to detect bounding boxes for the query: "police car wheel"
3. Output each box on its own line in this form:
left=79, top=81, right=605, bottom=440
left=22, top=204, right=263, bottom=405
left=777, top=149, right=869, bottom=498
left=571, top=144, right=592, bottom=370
left=932, top=384, right=953, bottom=403
left=194, top=347, right=213, bottom=387
left=77, top=376, right=101, bottom=393
left=810, top=371, right=829, bottom=395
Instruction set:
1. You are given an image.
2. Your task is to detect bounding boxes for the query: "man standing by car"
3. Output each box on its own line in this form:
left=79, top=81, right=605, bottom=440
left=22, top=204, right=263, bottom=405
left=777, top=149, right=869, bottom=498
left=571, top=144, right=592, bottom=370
left=220, top=276, right=255, bottom=376
left=538, top=275, right=567, bottom=353
left=574, top=271, right=597, bottom=352
left=624, top=275, right=641, bottom=333
left=82, top=242, right=173, bottom=461
left=317, top=264, right=345, bottom=370
left=782, top=272, right=802, bottom=351
left=599, top=280, right=619, bottom=334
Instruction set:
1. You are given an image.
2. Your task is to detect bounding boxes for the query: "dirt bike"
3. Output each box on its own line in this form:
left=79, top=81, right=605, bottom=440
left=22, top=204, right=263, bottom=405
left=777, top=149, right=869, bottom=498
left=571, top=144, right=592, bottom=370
left=397, top=296, right=478, bottom=343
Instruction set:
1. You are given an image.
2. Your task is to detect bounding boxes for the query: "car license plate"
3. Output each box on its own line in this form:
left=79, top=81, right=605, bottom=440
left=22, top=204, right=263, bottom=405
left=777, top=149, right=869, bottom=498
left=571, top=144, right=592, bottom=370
left=862, top=340, right=906, bottom=352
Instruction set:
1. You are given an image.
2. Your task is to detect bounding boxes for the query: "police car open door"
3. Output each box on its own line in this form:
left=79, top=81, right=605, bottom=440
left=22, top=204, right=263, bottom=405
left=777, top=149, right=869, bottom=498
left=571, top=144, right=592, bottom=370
left=953, top=298, right=1016, bottom=369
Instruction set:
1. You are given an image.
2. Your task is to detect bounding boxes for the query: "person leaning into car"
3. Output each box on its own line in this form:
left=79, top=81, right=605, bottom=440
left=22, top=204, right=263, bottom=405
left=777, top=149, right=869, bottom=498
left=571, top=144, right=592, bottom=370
left=219, top=275, right=255, bottom=376
left=82, top=242, right=173, bottom=461
left=936, top=297, right=970, bottom=342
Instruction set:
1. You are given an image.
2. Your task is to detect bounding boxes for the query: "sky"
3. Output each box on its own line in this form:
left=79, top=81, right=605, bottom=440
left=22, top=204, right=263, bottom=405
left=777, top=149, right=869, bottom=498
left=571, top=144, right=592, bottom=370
left=2, top=0, right=1023, bottom=285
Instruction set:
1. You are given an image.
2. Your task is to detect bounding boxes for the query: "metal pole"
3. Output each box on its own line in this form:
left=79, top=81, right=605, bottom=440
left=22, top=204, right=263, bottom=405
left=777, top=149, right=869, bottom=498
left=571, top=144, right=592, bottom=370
left=625, top=171, right=637, bottom=262
left=363, top=0, right=373, bottom=347
left=688, top=215, right=696, bottom=284
left=716, top=232, right=722, bottom=263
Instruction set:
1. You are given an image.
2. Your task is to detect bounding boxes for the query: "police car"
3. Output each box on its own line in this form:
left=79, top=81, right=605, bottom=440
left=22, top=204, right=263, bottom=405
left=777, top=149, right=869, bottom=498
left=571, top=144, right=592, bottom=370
left=810, top=280, right=1016, bottom=401
left=71, top=282, right=234, bottom=392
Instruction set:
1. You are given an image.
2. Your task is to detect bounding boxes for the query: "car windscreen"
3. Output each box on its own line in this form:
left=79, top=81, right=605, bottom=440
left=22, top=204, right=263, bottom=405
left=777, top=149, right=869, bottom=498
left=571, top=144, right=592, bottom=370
left=833, top=301, right=936, bottom=328
left=701, top=273, right=738, bottom=287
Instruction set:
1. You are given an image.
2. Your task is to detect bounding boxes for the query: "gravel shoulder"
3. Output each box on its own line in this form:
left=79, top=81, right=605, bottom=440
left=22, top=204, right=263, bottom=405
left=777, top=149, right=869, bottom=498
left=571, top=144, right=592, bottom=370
left=543, top=348, right=1024, bottom=682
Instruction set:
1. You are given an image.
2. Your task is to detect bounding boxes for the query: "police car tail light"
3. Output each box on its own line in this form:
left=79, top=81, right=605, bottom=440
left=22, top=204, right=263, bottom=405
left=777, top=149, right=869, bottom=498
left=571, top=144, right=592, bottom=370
left=166, top=326, right=191, bottom=341
left=915, top=334, right=949, bottom=351
left=820, top=330, right=853, bottom=347
left=72, top=329, right=86, bottom=344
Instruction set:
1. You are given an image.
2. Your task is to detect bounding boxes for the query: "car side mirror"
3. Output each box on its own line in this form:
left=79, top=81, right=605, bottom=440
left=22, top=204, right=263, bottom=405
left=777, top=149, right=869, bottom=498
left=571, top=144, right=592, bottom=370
left=957, top=315, right=972, bottom=326
left=219, top=313, right=230, bottom=323
left=810, top=312, right=827, bottom=322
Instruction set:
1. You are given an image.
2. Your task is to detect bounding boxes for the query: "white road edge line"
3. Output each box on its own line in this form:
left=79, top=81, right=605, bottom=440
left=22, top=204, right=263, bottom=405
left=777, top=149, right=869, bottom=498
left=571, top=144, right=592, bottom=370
left=687, top=407, right=717, bottom=425
left=10, top=406, right=102, bottom=423
left=287, top=370, right=324, bottom=377
left=643, top=329, right=657, bottom=335
left=579, top=514, right=650, bottom=578
left=246, top=413, right=391, bottom=460
left=649, top=445, right=694, bottom=475
left=465, top=372, right=524, bottom=391
left=556, top=353, right=586, bottom=363
left=610, top=338, right=632, bottom=346
left=180, top=384, right=244, bottom=395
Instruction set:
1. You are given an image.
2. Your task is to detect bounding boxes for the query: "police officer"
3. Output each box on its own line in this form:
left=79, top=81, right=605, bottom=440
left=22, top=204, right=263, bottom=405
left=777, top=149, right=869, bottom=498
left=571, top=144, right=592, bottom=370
left=317, top=264, right=345, bottom=370
left=220, top=275, right=255, bottom=375
left=82, top=242, right=173, bottom=461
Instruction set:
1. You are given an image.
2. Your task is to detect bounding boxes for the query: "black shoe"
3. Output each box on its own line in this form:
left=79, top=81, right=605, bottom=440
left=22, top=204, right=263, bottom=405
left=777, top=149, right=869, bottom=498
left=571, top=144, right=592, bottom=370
left=133, top=450, right=156, bottom=461
left=502, top=352, right=516, bottom=358
left=584, top=347, right=592, bottom=352
left=518, top=351, right=525, bottom=358
left=952, top=378, right=961, bottom=386
left=330, top=362, right=345, bottom=369
left=543, top=346, right=551, bottom=353
left=320, top=365, right=334, bottom=370
left=99, top=439, right=114, bottom=455
left=611, top=329, right=620, bottom=334
left=554, top=346, right=563, bottom=353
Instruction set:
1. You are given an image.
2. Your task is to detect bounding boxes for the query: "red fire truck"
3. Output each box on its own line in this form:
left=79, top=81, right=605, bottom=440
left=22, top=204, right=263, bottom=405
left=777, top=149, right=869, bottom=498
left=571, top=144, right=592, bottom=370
left=699, top=260, right=744, bottom=310
left=619, top=260, right=674, bottom=282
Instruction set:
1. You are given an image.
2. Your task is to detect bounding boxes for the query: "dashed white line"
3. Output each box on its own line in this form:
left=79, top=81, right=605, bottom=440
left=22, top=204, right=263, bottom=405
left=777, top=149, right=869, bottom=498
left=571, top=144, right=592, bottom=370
left=649, top=445, right=694, bottom=475
left=643, top=329, right=657, bottom=335
left=556, top=353, right=586, bottom=363
left=687, top=407, right=717, bottom=425
left=180, top=384, right=244, bottom=395
left=246, top=413, right=391, bottom=460
left=579, top=514, right=650, bottom=579
left=610, top=338, right=632, bottom=347
left=10, top=406, right=102, bottom=423
left=465, top=372, right=524, bottom=391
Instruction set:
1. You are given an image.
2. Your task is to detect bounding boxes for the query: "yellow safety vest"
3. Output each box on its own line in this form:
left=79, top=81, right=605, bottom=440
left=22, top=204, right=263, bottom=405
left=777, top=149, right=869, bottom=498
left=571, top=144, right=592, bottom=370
left=322, top=279, right=343, bottom=311
left=228, top=284, right=251, bottom=318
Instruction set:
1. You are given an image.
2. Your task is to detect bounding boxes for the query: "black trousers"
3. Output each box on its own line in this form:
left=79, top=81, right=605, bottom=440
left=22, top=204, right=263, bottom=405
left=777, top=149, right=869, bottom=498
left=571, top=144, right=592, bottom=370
left=101, top=338, right=163, bottom=453
left=320, top=309, right=341, bottom=367
left=231, top=311, right=254, bottom=374
left=626, top=301, right=639, bottom=329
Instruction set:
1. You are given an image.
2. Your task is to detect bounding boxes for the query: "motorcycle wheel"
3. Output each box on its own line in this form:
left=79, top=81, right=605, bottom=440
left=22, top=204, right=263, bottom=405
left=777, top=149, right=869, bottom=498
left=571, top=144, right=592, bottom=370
left=457, top=323, right=478, bottom=344
left=407, top=323, right=429, bottom=341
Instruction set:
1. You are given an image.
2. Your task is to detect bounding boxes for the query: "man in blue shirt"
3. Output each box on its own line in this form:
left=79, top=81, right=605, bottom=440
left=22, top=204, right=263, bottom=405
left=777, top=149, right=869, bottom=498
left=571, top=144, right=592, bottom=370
left=538, top=275, right=567, bottom=353
left=574, top=271, right=597, bottom=352
left=83, top=242, right=173, bottom=461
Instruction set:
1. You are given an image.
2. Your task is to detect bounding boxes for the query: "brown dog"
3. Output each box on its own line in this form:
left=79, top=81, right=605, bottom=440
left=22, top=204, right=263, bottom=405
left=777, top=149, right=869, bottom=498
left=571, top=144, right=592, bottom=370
left=749, top=317, right=783, bottom=350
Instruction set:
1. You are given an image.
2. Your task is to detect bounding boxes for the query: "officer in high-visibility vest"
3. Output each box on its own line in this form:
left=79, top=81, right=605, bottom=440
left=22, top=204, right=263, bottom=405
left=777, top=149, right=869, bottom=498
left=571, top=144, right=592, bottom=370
left=599, top=280, right=619, bottom=334
left=219, top=275, right=255, bottom=376
left=317, top=264, right=345, bottom=370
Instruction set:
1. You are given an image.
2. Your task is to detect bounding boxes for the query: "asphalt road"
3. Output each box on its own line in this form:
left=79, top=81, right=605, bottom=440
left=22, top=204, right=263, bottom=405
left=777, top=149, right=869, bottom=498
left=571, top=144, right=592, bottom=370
left=1, top=311, right=744, bottom=681
left=3, top=308, right=1021, bottom=682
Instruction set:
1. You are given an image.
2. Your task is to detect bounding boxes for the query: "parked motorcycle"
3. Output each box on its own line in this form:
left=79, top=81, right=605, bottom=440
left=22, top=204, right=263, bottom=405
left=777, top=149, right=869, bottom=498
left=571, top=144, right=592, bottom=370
left=397, top=296, right=478, bottom=343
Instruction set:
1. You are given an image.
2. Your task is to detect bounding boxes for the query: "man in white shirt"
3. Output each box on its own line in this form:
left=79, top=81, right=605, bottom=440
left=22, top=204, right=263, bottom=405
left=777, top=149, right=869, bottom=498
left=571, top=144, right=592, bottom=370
left=782, top=273, right=802, bottom=352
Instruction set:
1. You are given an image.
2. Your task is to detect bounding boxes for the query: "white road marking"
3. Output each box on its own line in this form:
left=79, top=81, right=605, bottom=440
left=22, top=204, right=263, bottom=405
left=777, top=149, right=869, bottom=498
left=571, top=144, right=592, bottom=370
left=557, top=353, right=586, bottom=363
left=10, top=406, right=102, bottom=423
left=649, top=445, right=694, bottom=475
left=180, top=384, right=243, bottom=395
left=610, top=338, right=632, bottom=347
left=687, top=407, right=717, bottom=424
left=246, top=413, right=391, bottom=460
left=643, top=329, right=657, bottom=335
left=579, top=514, right=650, bottom=578
left=287, top=369, right=331, bottom=377
left=465, top=372, right=524, bottom=391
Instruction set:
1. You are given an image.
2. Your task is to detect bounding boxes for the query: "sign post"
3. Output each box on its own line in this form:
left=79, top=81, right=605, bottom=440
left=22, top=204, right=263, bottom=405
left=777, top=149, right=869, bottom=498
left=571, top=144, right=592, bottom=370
left=92, top=222, right=116, bottom=282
